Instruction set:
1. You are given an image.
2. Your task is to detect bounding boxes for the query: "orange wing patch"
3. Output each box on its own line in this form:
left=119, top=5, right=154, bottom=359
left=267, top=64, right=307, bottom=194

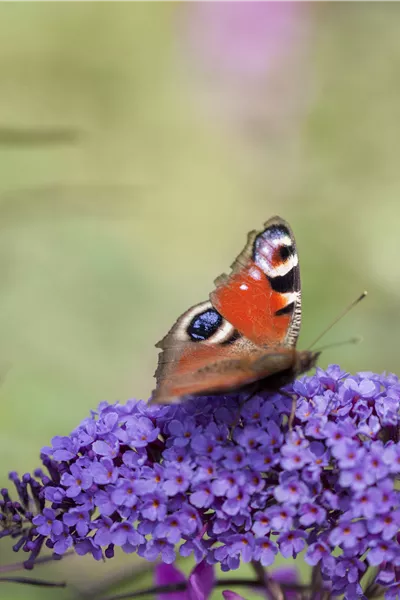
left=211, top=263, right=292, bottom=347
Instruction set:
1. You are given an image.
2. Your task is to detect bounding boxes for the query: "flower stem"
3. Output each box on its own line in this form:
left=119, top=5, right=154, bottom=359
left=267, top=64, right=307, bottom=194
left=0, top=550, right=73, bottom=574
left=251, top=560, right=282, bottom=600
left=0, top=576, right=66, bottom=587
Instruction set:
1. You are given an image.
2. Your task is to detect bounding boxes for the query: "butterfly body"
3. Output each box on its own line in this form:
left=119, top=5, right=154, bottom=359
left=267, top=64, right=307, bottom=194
left=152, top=216, right=319, bottom=404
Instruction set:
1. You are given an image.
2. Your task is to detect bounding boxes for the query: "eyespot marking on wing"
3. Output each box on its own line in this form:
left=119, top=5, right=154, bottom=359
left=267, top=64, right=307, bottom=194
left=278, top=244, right=295, bottom=261
left=253, top=225, right=298, bottom=279
left=188, top=308, right=222, bottom=341
left=174, top=302, right=237, bottom=345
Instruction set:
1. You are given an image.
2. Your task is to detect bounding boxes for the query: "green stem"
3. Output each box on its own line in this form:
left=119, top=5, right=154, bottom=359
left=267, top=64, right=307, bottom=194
left=0, top=550, right=73, bottom=574
left=0, top=576, right=66, bottom=587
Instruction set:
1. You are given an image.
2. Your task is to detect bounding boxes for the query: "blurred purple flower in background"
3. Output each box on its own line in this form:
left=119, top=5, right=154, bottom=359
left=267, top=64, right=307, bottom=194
left=182, top=1, right=313, bottom=147
left=187, top=1, right=304, bottom=77
left=155, top=561, right=301, bottom=600
left=155, top=561, right=214, bottom=600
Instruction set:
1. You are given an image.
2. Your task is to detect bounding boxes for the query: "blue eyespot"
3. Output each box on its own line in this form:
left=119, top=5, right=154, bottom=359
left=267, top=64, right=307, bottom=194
left=187, top=309, right=222, bottom=341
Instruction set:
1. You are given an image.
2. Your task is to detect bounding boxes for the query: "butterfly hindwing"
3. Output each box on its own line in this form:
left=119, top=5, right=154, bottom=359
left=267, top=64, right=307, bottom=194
left=152, top=301, right=295, bottom=403
left=152, top=216, right=305, bottom=404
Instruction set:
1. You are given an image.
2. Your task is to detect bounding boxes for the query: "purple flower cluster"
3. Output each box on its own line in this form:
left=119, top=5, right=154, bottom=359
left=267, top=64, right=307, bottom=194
left=1, top=365, right=400, bottom=598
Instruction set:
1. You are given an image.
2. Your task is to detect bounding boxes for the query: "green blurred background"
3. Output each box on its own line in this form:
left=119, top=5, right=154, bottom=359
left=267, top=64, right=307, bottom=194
left=0, top=2, right=399, bottom=598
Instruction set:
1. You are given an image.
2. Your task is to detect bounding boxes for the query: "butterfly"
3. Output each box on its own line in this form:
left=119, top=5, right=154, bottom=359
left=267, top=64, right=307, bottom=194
left=151, top=216, right=320, bottom=404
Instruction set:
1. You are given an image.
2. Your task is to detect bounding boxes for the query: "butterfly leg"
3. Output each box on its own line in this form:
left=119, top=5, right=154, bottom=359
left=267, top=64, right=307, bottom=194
left=282, top=390, right=317, bottom=431
left=279, top=389, right=298, bottom=431
left=288, top=396, right=297, bottom=431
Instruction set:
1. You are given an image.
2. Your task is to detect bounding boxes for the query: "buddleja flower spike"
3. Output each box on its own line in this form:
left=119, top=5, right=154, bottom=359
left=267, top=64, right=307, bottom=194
left=1, top=366, right=400, bottom=598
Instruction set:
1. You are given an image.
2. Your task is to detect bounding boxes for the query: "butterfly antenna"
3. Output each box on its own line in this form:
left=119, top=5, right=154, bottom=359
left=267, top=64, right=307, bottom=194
left=308, top=291, right=367, bottom=351
left=313, top=335, right=363, bottom=353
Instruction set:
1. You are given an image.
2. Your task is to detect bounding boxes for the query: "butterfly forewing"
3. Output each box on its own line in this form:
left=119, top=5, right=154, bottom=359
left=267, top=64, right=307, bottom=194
left=210, top=216, right=301, bottom=348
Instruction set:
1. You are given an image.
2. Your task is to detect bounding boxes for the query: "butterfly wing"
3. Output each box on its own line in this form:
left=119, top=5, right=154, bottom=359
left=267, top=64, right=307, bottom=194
left=210, top=216, right=301, bottom=348
left=152, top=216, right=302, bottom=403
left=152, top=300, right=295, bottom=403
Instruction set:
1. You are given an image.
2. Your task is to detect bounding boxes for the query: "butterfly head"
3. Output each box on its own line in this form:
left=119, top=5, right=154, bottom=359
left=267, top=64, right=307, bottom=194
left=295, top=349, right=321, bottom=377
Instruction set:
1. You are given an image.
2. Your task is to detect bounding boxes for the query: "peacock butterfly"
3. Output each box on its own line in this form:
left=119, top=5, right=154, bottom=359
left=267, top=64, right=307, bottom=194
left=151, top=216, right=320, bottom=404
